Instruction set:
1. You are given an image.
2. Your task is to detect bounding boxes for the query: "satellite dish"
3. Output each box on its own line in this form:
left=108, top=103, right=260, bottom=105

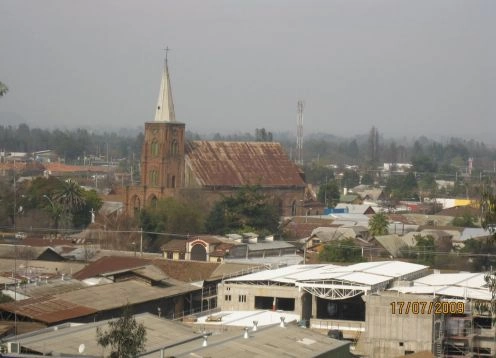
left=78, top=343, right=85, bottom=353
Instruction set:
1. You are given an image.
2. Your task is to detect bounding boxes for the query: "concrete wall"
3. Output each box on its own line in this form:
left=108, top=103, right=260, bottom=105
left=218, top=282, right=303, bottom=317
left=358, top=293, right=436, bottom=358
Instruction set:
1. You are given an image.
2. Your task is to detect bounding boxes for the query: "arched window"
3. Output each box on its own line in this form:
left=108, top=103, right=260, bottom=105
left=171, top=175, right=176, bottom=188
left=150, top=195, right=158, bottom=208
left=170, top=140, right=178, bottom=155
left=151, top=140, right=159, bottom=157
left=291, top=200, right=297, bottom=216
left=133, top=196, right=141, bottom=213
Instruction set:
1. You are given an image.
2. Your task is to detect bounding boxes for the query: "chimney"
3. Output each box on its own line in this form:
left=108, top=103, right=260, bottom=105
left=252, top=320, right=258, bottom=331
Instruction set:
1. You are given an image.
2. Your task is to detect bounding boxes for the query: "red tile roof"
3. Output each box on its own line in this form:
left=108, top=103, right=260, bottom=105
left=43, top=163, right=110, bottom=173
left=151, top=259, right=220, bottom=282
left=185, top=141, right=305, bottom=188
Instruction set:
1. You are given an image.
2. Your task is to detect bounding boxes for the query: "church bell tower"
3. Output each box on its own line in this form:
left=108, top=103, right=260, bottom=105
left=141, top=56, right=185, bottom=190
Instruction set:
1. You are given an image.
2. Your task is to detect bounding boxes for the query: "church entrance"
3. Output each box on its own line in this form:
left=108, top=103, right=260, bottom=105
left=191, top=244, right=207, bottom=261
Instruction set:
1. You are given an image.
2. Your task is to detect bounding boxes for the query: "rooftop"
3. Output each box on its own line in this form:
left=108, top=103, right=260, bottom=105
left=0, top=281, right=199, bottom=324
left=5, top=313, right=351, bottom=357
left=226, top=261, right=429, bottom=297
left=390, top=272, right=491, bottom=301
left=185, top=141, right=305, bottom=188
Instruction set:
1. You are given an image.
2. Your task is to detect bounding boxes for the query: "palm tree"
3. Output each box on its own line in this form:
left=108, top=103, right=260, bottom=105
left=369, top=212, right=389, bottom=237
left=54, top=179, right=86, bottom=217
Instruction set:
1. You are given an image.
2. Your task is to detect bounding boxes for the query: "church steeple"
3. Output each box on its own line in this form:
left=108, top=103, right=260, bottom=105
left=154, top=50, right=176, bottom=122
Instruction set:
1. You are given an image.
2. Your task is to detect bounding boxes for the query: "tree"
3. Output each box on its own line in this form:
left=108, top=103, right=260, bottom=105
left=451, top=213, right=477, bottom=228
left=52, top=179, right=87, bottom=228
left=361, top=173, right=374, bottom=185
left=73, top=189, right=103, bottom=228
left=319, top=238, right=364, bottom=263
left=414, top=235, right=435, bottom=265
left=341, top=170, right=360, bottom=189
left=481, top=188, right=496, bottom=236
left=317, top=180, right=340, bottom=207
left=205, top=185, right=280, bottom=236
left=96, top=305, right=147, bottom=358
left=369, top=212, right=389, bottom=237
left=54, top=179, right=86, bottom=212
left=367, top=126, right=380, bottom=168
left=140, top=197, right=205, bottom=236
left=0, top=81, right=8, bottom=97
left=479, top=187, right=496, bottom=322
left=255, top=128, right=273, bottom=142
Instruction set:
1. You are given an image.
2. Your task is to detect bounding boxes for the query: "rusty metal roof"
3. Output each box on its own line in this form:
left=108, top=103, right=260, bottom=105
left=0, top=296, right=97, bottom=324
left=185, top=141, right=305, bottom=187
left=73, top=256, right=151, bottom=280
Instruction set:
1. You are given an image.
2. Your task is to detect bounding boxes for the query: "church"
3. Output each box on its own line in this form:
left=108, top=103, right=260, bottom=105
left=125, top=58, right=306, bottom=217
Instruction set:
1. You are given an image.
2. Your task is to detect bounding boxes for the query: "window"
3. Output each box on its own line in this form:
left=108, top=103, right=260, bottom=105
left=179, top=252, right=185, bottom=260
left=166, top=252, right=173, bottom=260
left=225, top=295, right=231, bottom=302
left=171, top=175, right=176, bottom=188
left=150, top=170, right=158, bottom=186
left=239, top=295, right=247, bottom=303
left=151, top=140, right=159, bottom=157
left=170, top=139, right=178, bottom=155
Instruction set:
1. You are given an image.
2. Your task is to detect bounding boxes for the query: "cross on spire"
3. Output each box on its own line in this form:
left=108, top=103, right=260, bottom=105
left=154, top=46, right=176, bottom=122
left=163, top=46, right=171, bottom=63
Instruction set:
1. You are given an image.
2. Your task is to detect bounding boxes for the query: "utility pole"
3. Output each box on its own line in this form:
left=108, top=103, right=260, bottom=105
left=296, top=100, right=304, bottom=165
left=13, top=159, right=18, bottom=335
left=140, top=227, right=143, bottom=257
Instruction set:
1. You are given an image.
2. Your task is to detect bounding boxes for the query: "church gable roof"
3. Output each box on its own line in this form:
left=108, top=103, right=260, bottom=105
left=185, top=141, right=305, bottom=188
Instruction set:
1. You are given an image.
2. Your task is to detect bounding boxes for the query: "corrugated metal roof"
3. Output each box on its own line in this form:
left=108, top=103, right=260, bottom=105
left=185, top=141, right=305, bottom=187
left=247, top=241, right=295, bottom=251
left=390, top=272, right=491, bottom=300
left=0, top=296, right=97, bottom=324
left=57, top=281, right=198, bottom=311
left=73, top=256, right=151, bottom=280
left=227, top=261, right=428, bottom=288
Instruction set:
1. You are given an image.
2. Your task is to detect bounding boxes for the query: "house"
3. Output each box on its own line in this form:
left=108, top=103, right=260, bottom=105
left=161, top=235, right=238, bottom=263
left=334, top=203, right=376, bottom=215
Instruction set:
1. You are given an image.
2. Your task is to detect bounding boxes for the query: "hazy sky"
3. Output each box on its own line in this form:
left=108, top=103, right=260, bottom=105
left=1, top=1, right=495, bottom=142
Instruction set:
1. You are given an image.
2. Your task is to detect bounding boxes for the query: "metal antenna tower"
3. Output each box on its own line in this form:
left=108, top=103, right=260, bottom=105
left=296, top=100, right=304, bottom=165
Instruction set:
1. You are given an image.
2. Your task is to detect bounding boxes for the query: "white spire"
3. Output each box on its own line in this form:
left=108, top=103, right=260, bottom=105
left=154, top=51, right=176, bottom=122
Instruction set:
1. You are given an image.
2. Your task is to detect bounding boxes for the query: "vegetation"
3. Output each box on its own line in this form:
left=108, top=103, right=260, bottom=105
left=460, top=238, right=496, bottom=272
left=451, top=213, right=478, bottom=228
left=319, top=238, right=364, bottom=263
left=0, top=293, right=13, bottom=303
left=481, top=187, right=496, bottom=236
left=413, top=235, right=435, bottom=266
left=140, top=197, right=205, bottom=237
left=205, top=185, right=280, bottom=236
left=317, top=181, right=340, bottom=208
left=0, top=176, right=102, bottom=230
left=96, top=305, right=147, bottom=358
left=0, top=81, right=8, bottom=97
left=368, top=212, right=389, bottom=237
left=0, top=124, right=143, bottom=162
left=478, top=188, right=496, bottom=321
